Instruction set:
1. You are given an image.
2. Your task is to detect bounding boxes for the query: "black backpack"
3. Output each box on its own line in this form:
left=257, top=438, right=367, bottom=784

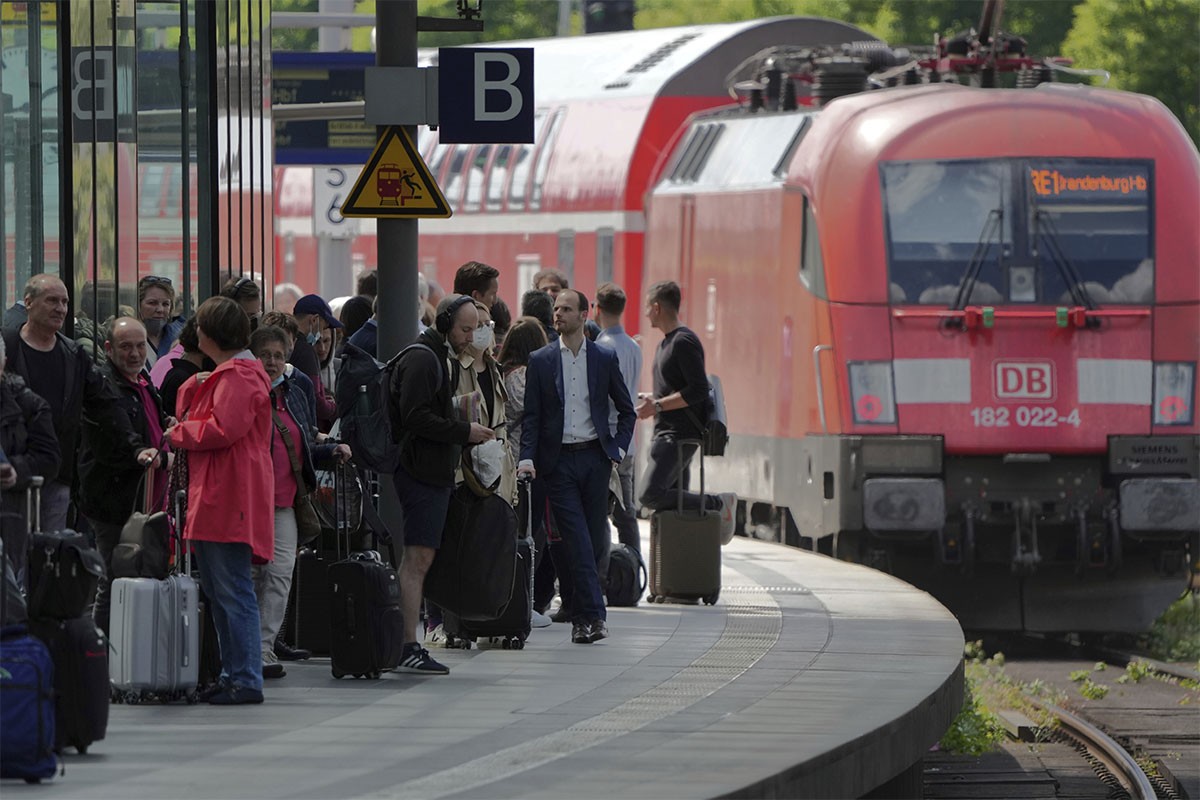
left=336, top=343, right=440, bottom=475
left=605, top=543, right=647, bottom=607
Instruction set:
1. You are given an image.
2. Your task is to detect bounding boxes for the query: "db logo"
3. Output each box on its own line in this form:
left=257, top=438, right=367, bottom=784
left=994, top=361, right=1054, bottom=400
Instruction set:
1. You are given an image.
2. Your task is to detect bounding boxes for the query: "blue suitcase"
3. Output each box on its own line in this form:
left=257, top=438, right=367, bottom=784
left=0, top=627, right=58, bottom=782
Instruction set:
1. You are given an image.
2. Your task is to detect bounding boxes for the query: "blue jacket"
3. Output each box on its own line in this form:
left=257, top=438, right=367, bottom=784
left=155, top=317, right=187, bottom=359
left=277, top=366, right=337, bottom=490
left=520, top=338, right=635, bottom=475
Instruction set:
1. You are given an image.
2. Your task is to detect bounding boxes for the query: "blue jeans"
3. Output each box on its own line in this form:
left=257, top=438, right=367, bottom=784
left=193, top=540, right=263, bottom=693
left=544, top=446, right=610, bottom=623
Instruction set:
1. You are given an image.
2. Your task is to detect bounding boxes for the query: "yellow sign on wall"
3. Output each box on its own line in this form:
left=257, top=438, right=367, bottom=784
left=1, top=3, right=57, bottom=23
left=340, top=126, right=451, bottom=219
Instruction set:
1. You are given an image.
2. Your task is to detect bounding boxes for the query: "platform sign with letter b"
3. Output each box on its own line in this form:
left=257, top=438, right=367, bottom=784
left=438, top=47, right=534, bottom=144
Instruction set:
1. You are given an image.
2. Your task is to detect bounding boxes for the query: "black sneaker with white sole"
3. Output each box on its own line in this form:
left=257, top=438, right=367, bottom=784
left=393, top=643, right=450, bottom=675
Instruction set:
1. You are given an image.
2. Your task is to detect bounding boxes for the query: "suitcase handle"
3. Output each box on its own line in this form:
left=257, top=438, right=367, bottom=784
left=675, top=438, right=704, bottom=516
left=181, top=611, right=191, bottom=667
left=27, top=476, right=43, bottom=535
left=175, top=490, right=190, bottom=575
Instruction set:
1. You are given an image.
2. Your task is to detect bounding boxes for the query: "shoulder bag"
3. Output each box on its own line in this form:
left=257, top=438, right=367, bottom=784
left=271, top=405, right=322, bottom=546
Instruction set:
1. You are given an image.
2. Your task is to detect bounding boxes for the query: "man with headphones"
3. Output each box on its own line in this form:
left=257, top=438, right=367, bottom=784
left=388, top=294, right=495, bottom=675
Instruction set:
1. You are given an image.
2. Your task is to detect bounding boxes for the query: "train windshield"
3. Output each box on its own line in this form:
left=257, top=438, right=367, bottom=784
left=882, top=158, right=1153, bottom=306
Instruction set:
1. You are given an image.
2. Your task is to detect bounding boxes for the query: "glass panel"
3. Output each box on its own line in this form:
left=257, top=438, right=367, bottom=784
left=442, top=143, right=471, bottom=210
left=486, top=144, right=511, bottom=211
left=1, top=0, right=63, bottom=312
left=882, top=158, right=1154, bottom=306
left=464, top=144, right=490, bottom=212
left=530, top=109, right=563, bottom=211
left=1026, top=159, right=1152, bottom=304
left=508, top=110, right=545, bottom=210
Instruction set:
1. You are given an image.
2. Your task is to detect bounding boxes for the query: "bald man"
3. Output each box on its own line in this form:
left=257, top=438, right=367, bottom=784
left=76, top=316, right=169, bottom=634
left=0, top=275, right=140, bottom=533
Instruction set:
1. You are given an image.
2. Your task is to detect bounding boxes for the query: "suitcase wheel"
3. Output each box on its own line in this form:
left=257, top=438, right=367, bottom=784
left=76, top=744, right=88, bottom=755
left=368, top=671, right=382, bottom=680
left=500, top=638, right=511, bottom=650
left=703, top=593, right=719, bottom=606
left=514, top=638, right=525, bottom=651
left=124, top=691, right=142, bottom=705
left=24, top=778, right=41, bottom=784
left=185, top=691, right=199, bottom=705
left=332, top=667, right=345, bottom=679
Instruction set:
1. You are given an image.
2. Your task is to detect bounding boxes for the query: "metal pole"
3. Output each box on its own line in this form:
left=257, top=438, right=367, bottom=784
left=376, top=0, right=419, bottom=554
left=557, top=0, right=572, bottom=37
left=317, top=0, right=355, bottom=299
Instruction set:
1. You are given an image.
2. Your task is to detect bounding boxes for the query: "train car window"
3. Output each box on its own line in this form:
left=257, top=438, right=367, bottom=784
left=596, top=228, right=615, bottom=284
left=508, top=112, right=546, bottom=211
left=773, top=117, right=812, bottom=178
left=164, top=167, right=182, bottom=218
left=464, top=145, right=493, bottom=213
left=531, top=109, right=565, bottom=211
left=442, top=144, right=472, bottom=210
left=486, top=145, right=513, bottom=212
left=1024, top=159, right=1153, bottom=305
left=140, top=165, right=166, bottom=217
left=669, top=123, right=725, bottom=183
left=882, top=160, right=1012, bottom=305
left=882, top=158, right=1153, bottom=306
left=558, top=230, right=576, bottom=282
left=799, top=198, right=828, bottom=299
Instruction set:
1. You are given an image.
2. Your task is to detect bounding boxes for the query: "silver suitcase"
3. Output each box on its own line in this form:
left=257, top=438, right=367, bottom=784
left=109, top=491, right=200, bottom=702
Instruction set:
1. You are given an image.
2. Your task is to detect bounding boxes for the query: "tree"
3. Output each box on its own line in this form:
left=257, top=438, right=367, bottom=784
left=1062, top=0, right=1200, bottom=143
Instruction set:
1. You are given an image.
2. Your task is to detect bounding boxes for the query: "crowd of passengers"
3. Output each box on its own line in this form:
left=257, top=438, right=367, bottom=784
left=0, top=261, right=734, bottom=705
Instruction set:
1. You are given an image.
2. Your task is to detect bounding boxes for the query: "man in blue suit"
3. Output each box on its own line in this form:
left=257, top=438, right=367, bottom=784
left=518, top=289, right=635, bottom=644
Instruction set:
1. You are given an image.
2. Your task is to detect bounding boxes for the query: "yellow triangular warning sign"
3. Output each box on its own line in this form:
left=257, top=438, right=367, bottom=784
left=340, top=127, right=452, bottom=219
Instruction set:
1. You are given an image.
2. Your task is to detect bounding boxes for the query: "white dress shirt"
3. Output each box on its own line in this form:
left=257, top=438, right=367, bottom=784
left=560, top=337, right=598, bottom=444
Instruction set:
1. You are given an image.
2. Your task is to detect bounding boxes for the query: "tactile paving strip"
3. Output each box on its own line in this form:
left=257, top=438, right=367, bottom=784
left=359, top=587, right=782, bottom=800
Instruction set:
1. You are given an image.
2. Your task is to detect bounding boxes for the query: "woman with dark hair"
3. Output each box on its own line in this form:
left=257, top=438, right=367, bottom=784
left=157, top=317, right=215, bottom=417
left=136, top=275, right=186, bottom=369
left=498, top=316, right=548, bottom=469
left=339, top=295, right=373, bottom=341
left=490, top=297, right=512, bottom=349
left=167, top=296, right=274, bottom=705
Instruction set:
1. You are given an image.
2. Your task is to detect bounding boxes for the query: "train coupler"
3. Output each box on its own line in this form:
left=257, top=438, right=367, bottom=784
left=1075, top=508, right=1110, bottom=573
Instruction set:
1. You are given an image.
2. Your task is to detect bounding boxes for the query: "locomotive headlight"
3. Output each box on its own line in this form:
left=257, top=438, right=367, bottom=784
left=849, top=361, right=897, bottom=425
left=1153, top=362, right=1195, bottom=426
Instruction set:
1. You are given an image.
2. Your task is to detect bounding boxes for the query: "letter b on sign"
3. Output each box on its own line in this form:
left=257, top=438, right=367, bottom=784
left=995, top=361, right=1054, bottom=400
left=439, top=47, right=535, bottom=144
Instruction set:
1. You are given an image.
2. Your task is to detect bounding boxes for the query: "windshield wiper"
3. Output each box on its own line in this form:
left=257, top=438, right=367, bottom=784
left=1032, top=207, right=1096, bottom=310
left=952, top=208, right=1003, bottom=310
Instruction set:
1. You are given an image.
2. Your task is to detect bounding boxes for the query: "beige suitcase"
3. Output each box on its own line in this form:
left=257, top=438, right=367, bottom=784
left=647, top=440, right=721, bottom=605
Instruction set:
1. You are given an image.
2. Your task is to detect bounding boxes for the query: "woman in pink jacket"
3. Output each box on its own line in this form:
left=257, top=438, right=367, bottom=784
left=168, top=296, right=274, bottom=705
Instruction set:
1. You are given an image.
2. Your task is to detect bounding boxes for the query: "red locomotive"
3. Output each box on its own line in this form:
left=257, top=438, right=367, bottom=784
left=642, top=17, right=1199, bottom=632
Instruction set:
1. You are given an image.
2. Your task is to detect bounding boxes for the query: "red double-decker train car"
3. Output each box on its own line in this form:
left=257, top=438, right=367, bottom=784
left=644, top=78, right=1199, bottom=632
left=274, top=16, right=875, bottom=323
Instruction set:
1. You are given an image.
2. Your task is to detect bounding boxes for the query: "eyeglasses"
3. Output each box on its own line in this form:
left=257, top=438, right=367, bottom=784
left=138, top=275, right=173, bottom=287
left=234, top=276, right=253, bottom=289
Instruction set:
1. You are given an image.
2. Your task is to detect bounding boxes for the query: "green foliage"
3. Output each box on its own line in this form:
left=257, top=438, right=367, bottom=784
left=1147, top=594, right=1200, bottom=662
left=1118, top=660, right=1155, bottom=684
left=940, top=679, right=1007, bottom=755
left=272, top=0, right=319, bottom=52
left=1078, top=678, right=1110, bottom=700
left=1069, top=668, right=1091, bottom=682
left=1062, top=0, right=1200, bottom=144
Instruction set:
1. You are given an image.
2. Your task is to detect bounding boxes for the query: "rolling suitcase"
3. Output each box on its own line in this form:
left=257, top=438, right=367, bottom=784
left=0, top=627, right=57, bottom=782
left=328, top=550, right=404, bottom=679
left=424, top=487, right=518, bottom=621
left=648, top=440, right=721, bottom=605
left=28, top=616, right=109, bottom=753
left=25, top=477, right=105, bottom=622
left=444, top=477, right=534, bottom=650
left=109, top=491, right=200, bottom=703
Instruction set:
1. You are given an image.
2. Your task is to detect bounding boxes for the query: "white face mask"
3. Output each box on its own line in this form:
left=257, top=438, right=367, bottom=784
left=472, top=325, right=494, bottom=352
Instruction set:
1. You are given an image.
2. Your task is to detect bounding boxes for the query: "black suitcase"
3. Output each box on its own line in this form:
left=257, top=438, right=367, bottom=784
left=444, top=478, right=534, bottom=650
left=424, top=487, right=518, bottom=622
left=25, top=479, right=105, bottom=621
left=328, top=551, right=404, bottom=679
left=283, top=548, right=332, bottom=655
left=28, top=616, right=109, bottom=754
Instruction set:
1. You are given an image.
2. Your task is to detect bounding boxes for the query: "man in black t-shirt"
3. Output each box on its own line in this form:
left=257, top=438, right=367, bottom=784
left=1, top=275, right=140, bottom=533
left=635, top=281, right=735, bottom=541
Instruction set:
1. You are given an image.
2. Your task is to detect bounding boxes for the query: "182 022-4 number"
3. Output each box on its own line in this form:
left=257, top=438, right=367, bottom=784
left=970, top=406, right=1081, bottom=428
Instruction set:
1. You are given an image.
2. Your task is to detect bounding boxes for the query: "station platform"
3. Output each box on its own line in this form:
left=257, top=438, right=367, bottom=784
left=14, top=529, right=964, bottom=799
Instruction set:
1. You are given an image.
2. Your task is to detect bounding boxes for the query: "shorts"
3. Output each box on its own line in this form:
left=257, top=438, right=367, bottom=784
left=391, top=467, right=452, bottom=549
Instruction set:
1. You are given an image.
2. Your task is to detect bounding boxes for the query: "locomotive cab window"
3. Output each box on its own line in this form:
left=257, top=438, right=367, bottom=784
left=799, top=197, right=828, bottom=299
left=881, top=158, right=1153, bottom=306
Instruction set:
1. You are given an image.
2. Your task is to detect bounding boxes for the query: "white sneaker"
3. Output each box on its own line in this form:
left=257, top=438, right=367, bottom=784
left=424, top=624, right=448, bottom=647
left=717, top=492, right=738, bottom=545
left=531, top=610, right=552, bottom=628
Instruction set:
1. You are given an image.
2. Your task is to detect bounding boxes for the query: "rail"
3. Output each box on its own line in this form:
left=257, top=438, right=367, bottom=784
left=1024, top=694, right=1158, bottom=800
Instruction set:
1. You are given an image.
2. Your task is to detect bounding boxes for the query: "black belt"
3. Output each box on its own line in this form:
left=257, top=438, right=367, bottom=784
left=561, top=439, right=601, bottom=452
